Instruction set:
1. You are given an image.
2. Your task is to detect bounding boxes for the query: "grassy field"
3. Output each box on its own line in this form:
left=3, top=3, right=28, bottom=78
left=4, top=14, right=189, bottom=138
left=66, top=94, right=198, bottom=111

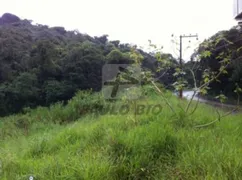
left=0, top=86, right=242, bottom=179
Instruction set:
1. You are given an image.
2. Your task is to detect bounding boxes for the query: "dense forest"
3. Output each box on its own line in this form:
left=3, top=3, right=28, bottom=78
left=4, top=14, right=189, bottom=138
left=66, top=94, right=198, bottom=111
left=0, top=13, right=178, bottom=116
left=185, top=26, right=242, bottom=101
left=1, top=12, right=242, bottom=116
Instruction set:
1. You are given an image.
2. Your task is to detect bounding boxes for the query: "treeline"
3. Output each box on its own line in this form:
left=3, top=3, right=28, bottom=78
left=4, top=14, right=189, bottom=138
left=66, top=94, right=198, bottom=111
left=3, top=13, right=241, bottom=116
left=185, top=27, right=242, bottom=100
left=0, top=13, right=178, bottom=116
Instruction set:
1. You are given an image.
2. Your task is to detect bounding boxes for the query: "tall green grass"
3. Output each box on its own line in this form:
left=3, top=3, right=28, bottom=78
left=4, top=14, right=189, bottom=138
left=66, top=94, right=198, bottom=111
left=0, top=86, right=242, bottom=179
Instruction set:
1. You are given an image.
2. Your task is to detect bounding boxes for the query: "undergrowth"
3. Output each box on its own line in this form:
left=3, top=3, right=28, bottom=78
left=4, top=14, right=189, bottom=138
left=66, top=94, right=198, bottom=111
left=0, top=86, right=242, bottom=179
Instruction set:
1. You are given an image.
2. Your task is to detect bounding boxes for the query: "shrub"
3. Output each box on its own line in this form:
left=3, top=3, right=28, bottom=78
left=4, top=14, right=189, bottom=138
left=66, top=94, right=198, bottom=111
left=50, top=90, right=107, bottom=124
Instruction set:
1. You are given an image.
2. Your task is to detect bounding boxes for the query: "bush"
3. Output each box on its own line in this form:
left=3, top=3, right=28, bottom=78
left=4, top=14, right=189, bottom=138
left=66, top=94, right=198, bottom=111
left=50, top=90, right=107, bottom=124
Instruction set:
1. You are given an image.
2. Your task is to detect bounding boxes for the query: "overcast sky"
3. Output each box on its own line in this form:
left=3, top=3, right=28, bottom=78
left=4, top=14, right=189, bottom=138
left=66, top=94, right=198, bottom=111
left=0, top=0, right=237, bottom=60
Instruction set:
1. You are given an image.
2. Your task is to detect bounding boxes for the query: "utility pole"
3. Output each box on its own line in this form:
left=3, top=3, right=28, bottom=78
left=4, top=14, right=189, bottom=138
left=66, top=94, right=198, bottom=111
left=179, top=34, right=198, bottom=98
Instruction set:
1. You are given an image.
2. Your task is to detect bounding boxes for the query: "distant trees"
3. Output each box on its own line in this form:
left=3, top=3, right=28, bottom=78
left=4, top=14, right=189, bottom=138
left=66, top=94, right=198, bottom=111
left=94, top=35, right=109, bottom=44
left=0, top=13, right=20, bottom=25
left=0, top=14, right=172, bottom=116
left=187, top=27, right=242, bottom=99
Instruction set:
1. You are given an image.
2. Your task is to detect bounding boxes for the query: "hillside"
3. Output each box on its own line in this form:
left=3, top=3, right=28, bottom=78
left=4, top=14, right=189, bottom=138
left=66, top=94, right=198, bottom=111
left=186, top=26, right=242, bottom=100
left=0, top=13, right=178, bottom=116
left=1, top=12, right=242, bottom=180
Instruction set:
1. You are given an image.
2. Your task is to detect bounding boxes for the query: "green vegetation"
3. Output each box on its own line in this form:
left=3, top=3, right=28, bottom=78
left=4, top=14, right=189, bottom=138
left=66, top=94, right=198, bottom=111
left=186, top=27, right=242, bottom=100
left=0, top=86, right=242, bottom=179
left=0, top=13, right=177, bottom=116
left=1, top=12, right=242, bottom=179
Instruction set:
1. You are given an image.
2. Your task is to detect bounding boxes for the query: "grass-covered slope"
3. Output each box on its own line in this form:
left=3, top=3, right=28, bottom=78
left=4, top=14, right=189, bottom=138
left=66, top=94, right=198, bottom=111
left=0, top=87, right=242, bottom=179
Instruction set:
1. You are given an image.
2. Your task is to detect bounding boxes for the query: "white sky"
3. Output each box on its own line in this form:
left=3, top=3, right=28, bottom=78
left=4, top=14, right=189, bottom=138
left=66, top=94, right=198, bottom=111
left=0, top=0, right=238, bottom=60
